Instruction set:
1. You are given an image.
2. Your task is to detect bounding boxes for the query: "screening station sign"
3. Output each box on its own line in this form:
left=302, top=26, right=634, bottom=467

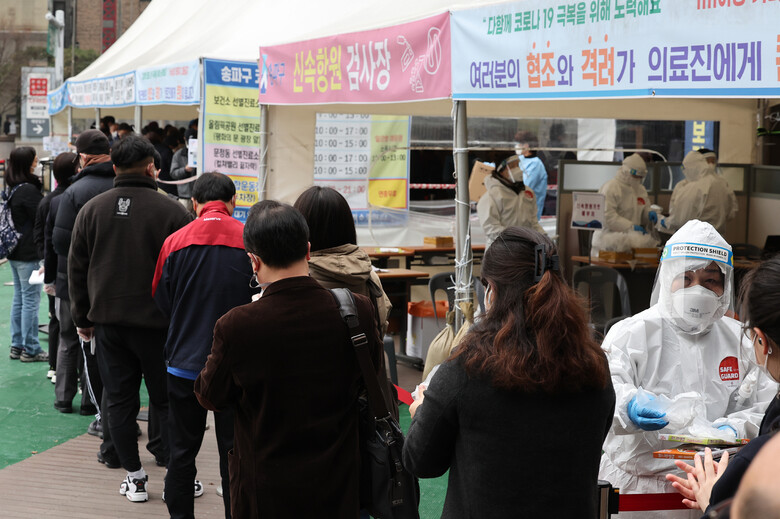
left=451, top=0, right=780, bottom=99
left=314, top=113, right=410, bottom=225
left=258, top=12, right=451, bottom=104
left=201, top=59, right=261, bottom=222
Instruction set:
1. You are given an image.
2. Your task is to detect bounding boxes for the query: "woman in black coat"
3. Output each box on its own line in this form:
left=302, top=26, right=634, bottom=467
left=402, top=227, right=616, bottom=518
left=4, top=146, right=45, bottom=361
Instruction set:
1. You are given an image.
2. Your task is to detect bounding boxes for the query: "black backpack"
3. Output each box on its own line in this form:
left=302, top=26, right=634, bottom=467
left=0, top=185, right=23, bottom=259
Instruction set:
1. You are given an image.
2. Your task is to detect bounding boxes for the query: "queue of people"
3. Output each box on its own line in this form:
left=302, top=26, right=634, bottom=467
left=1, top=131, right=776, bottom=519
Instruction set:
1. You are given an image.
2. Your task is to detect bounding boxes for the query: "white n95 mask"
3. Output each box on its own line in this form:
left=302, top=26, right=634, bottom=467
left=671, top=285, right=721, bottom=326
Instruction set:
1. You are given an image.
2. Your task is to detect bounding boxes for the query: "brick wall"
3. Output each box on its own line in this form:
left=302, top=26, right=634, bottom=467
left=76, top=0, right=149, bottom=54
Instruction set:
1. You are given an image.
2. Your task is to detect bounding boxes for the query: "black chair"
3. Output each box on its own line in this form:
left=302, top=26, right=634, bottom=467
left=429, top=272, right=456, bottom=327
left=573, top=266, right=631, bottom=335
left=731, top=243, right=763, bottom=260
left=429, top=272, right=484, bottom=325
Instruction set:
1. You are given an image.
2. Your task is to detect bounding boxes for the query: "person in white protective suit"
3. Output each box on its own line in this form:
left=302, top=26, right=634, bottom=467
left=658, top=150, right=738, bottom=236
left=592, top=154, right=659, bottom=252
left=598, top=220, right=776, bottom=519
left=477, top=155, right=545, bottom=249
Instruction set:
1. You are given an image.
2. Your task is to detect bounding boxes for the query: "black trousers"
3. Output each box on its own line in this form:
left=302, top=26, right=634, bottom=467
left=47, top=294, right=59, bottom=370
left=54, top=297, right=97, bottom=410
left=94, top=324, right=169, bottom=472
left=165, top=373, right=233, bottom=519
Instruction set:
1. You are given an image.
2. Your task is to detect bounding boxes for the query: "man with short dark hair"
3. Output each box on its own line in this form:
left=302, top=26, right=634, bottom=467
left=194, top=201, right=386, bottom=518
left=153, top=173, right=253, bottom=518
left=69, top=135, right=192, bottom=503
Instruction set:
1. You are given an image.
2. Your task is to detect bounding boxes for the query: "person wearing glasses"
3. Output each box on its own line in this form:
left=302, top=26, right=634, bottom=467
left=403, top=226, right=615, bottom=518
left=665, top=256, right=780, bottom=517
left=598, top=220, right=775, bottom=518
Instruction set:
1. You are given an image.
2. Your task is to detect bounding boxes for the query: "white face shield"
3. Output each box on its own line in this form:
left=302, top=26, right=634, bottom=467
left=650, top=221, right=734, bottom=334
left=499, top=155, right=524, bottom=184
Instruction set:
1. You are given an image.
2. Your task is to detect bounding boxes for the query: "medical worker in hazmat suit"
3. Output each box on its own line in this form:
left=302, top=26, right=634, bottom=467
left=598, top=220, right=775, bottom=518
left=592, top=154, right=658, bottom=253
left=658, top=150, right=738, bottom=235
left=477, top=154, right=545, bottom=249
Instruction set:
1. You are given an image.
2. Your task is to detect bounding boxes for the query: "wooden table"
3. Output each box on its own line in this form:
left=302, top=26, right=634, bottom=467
left=362, top=247, right=415, bottom=269
left=377, top=268, right=429, bottom=369
left=571, top=255, right=659, bottom=270
left=406, top=244, right=486, bottom=267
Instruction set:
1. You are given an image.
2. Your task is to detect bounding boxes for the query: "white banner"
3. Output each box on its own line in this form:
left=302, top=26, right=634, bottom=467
left=452, top=0, right=780, bottom=99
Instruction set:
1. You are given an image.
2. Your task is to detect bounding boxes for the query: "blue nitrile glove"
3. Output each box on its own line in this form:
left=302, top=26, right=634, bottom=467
left=660, top=218, right=668, bottom=229
left=717, top=424, right=738, bottom=439
left=648, top=211, right=658, bottom=224
left=627, top=395, right=669, bottom=431
left=632, top=224, right=647, bottom=235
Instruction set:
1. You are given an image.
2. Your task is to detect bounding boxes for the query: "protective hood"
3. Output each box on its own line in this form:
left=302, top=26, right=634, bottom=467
left=617, top=154, right=647, bottom=185
left=651, top=219, right=734, bottom=335
left=488, top=167, right=524, bottom=194
left=308, top=244, right=373, bottom=287
left=682, top=150, right=708, bottom=182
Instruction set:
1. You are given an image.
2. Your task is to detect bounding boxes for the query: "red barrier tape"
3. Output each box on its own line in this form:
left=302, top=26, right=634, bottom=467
left=619, top=493, right=688, bottom=511
left=395, top=385, right=414, bottom=406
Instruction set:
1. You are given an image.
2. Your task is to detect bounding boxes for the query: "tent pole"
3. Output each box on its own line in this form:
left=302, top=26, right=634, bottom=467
left=453, top=100, right=472, bottom=333
left=258, top=104, right=268, bottom=202
left=94, top=108, right=100, bottom=130
left=134, top=105, right=142, bottom=136
left=67, top=106, right=73, bottom=144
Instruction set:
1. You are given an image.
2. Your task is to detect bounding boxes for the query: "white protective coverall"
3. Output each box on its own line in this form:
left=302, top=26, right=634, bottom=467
left=477, top=174, right=544, bottom=249
left=659, top=151, right=738, bottom=235
left=592, top=154, right=652, bottom=251
left=599, top=220, right=776, bottom=518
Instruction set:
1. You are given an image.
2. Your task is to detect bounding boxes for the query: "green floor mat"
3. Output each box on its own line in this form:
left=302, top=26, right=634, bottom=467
left=0, top=261, right=94, bottom=469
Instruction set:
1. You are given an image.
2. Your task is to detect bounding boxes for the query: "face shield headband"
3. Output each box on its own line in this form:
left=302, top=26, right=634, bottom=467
left=652, top=242, right=734, bottom=334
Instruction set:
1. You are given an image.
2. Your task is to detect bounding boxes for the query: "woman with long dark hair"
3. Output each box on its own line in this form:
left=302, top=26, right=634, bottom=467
left=403, top=226, right=615, bottom=518
left=293, top=186, right=391, bottom=336
left=4, top=146, right=45, bottom=361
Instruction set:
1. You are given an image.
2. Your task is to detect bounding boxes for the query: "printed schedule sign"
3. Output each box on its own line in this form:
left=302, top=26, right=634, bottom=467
left=452, top=0, right=780, bottom=99
left=202, top=59, right=261, bottom=222
left=314, top=113, right=410, bottom=225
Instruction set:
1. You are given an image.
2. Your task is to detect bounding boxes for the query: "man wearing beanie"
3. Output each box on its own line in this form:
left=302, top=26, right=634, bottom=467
left=68, top=135, right=192, bottom=503
left=51, top=129, right=119, bottom=461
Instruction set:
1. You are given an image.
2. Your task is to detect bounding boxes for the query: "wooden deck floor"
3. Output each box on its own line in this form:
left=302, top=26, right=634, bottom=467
left=0, top=415, right=226, bottom=518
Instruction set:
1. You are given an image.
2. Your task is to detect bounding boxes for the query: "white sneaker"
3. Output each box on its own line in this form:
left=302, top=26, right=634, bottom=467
left=46, top=369, right=55, bottom=379
left=119, top=475, right=149, bottom=502
left=162, top=480, right=205, bottom=502
left=51, top=375, right=56, bottom=384
left=216, top=485, right=223, bottom=497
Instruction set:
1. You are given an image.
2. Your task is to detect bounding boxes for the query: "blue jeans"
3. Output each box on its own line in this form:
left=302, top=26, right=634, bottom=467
left=9, top=260, right=43, bottom=356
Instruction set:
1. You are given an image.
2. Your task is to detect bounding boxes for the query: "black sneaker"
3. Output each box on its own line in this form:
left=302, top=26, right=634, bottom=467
left=20, top=351, right=49, bottom=363
left=119, top=474, right=148, bottom=502
left=9, top=347, right=22, bottom=360
left=80, top=404, right=98, bottom=416
left=97, top=450, right=121, bottom=469
left=54, top=401, right=73, bottom=414
left=87, top=419, right=102, bottom=437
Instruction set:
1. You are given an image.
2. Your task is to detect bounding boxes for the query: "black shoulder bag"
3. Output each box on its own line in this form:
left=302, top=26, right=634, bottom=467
left=329, top=288, right=420, bottom=519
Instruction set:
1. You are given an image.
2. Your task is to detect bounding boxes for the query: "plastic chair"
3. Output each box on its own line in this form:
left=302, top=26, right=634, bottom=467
left=429, top=272, right=456, bottom=326
left=731, top=243, right=763, bottom=260
left=572, top=266, right=632, bottom=335
left=429, top=272, right=484, bottom=324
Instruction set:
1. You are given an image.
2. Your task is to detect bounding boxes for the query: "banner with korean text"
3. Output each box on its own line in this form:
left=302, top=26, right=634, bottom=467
left=135, top=61, right=200, bottom=105
left=314, top=113, right=410, bottom=225
left=201, top=58, right=261, bottom=222
left=452, top=0, right=780, bottom=99
left=258, top=12, right=451, bottom=104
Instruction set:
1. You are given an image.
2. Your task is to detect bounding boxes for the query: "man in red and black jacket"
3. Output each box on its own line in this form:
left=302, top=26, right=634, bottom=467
left=153, top=172, right=255, bottom=519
